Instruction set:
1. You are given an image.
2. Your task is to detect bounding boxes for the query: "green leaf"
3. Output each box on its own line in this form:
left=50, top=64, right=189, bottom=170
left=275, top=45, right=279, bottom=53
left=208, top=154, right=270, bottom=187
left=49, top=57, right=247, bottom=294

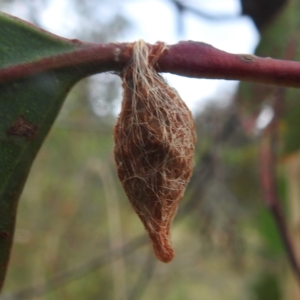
left=0, top=13, right=81, bottom=67
left=0, top=12, right=97, bottom=289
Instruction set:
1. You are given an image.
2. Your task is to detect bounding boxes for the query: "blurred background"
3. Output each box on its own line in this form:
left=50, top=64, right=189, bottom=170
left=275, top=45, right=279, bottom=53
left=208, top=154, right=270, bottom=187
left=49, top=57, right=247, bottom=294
left=1, top=0, right=300, bottom=299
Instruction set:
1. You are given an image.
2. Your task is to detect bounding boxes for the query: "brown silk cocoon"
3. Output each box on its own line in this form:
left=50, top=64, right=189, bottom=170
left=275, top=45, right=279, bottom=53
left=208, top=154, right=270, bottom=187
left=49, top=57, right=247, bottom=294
left=114, top=40, right=196, bottom=263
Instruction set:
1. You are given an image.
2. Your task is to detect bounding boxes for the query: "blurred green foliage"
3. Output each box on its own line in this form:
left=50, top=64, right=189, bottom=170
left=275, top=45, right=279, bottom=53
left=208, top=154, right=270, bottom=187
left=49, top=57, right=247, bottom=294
left=2, top=88, right=285, bottom=299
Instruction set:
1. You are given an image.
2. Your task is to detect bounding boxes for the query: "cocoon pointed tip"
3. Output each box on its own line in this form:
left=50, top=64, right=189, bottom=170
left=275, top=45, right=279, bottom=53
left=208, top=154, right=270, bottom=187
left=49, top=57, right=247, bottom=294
left=148, top=231, right=175, bottom=263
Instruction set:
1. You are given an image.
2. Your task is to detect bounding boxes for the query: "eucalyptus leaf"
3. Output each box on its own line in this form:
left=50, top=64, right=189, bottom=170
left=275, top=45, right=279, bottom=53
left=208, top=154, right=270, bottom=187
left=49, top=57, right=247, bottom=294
left=0, top=12, right=97, bottom=289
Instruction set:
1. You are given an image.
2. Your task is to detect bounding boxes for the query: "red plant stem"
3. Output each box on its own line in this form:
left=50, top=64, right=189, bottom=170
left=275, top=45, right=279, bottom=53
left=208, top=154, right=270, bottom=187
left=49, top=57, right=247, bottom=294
left=2, top=41, right=300, bottom=88
left=260, top=136, right=300, bottom=282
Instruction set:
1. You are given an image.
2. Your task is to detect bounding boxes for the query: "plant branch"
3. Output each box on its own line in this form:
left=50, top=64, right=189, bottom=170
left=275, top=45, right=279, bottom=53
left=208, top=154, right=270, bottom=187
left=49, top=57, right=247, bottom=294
left=260, top=133, right=300, bottom=282
left=2, top=41, right=300, bottom=88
